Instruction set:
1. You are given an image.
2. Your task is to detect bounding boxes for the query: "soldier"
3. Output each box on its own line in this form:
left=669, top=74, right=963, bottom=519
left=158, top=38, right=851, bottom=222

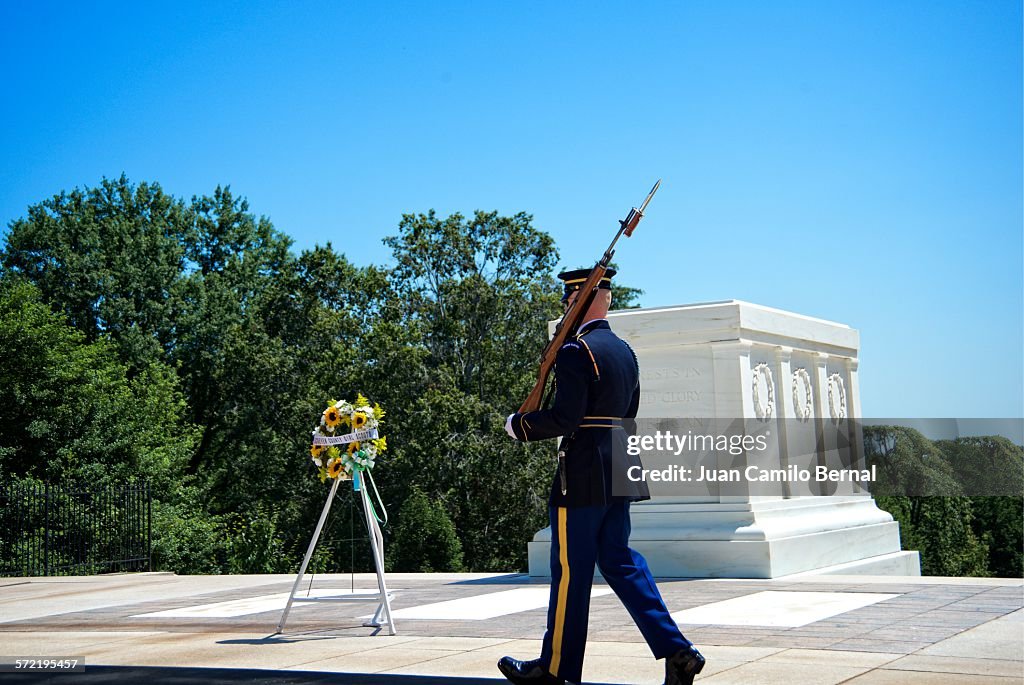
left=498, top=269, right=705, bottom=685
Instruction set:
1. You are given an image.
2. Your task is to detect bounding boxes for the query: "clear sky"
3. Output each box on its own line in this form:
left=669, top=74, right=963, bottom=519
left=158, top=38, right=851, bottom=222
left=1, top=1, right=1021, bottom=418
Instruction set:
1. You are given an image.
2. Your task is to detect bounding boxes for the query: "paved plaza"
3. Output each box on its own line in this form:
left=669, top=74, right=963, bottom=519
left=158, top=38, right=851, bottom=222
left=0, top=572, right=1021, bottom=684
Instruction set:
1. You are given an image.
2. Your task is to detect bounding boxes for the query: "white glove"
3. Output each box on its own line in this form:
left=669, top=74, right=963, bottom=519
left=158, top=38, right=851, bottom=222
left=505, top=414, right=518, bottom=440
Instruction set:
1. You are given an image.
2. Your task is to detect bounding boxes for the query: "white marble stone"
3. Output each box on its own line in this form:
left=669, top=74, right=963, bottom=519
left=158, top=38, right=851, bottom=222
left=131, top=589, right=369, bottom=618
left=362, top=588, right=612, bottom=621
left=529, top=300, right=920, bottom=578
left=671, top=590, right=898, bottom=627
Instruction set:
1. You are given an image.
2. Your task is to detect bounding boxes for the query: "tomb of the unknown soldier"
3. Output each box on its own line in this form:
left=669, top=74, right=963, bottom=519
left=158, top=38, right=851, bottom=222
left=528, top=300, right=921, bottom=580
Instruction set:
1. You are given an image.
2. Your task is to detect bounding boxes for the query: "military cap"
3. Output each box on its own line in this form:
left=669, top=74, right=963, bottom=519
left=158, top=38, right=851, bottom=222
left=557, top=268, right=616, bottom=303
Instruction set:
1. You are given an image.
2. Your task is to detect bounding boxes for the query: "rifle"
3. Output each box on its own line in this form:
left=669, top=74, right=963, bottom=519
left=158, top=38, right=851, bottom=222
left=517, top=180, right=661, bottom=413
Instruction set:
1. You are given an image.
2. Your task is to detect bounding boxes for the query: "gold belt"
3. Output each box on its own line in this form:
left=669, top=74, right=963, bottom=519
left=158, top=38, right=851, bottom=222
left=577, top=416, right=624, bottom=429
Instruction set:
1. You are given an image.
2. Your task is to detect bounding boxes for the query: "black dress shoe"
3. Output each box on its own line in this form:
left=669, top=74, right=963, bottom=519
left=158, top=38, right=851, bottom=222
left=497, top=656, right=564, bottom=685
left=664, top=645, right=705, bottom=685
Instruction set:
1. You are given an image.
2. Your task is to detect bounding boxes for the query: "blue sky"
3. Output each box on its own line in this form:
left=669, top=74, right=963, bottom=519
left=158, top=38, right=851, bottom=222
left=1, top=1, right=1020, bottom=418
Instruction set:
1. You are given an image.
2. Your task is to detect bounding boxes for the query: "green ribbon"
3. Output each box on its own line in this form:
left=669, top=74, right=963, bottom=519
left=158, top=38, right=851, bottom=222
left=352, top=467, right=388, bottom=527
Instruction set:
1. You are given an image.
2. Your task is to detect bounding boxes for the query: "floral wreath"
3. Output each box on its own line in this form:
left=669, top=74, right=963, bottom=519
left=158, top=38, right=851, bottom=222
left=309, top=394, right=388, bottom=482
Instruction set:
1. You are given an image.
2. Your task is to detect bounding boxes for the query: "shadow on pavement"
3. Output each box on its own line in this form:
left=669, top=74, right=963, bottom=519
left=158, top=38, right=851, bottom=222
left=216, top=636, right=341, bottom=645
left=2, top=665, right=509, bottom=684
left=446, top=574, right=540, bottom=586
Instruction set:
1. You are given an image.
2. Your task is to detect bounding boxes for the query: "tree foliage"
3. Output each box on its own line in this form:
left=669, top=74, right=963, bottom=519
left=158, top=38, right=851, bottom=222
left=0, top=180, right=582, bottom=574
left=384, top=209, right=560, bottom=404
left=376, top=209, right=563, bottom=570
left=389, top=487, right=463, bottom=572
left=0, top=275, right=196, bottom=496
left=933, top=437, right=1023, bottom=577
left=2, top=176, right=189, bottom=370
left=866, top=426, right=1021, bottom=577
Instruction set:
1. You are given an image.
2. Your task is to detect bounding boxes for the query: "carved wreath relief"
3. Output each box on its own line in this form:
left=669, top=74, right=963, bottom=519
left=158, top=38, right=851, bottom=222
left=827, top=373, right=847, bottom=421
left=791, top=368, right=813, bottom=420
left=751, top=363, right=775, bottom=421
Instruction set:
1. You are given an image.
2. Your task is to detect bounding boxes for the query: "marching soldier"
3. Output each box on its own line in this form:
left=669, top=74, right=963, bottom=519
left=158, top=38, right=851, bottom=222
left=498, top=269, right=705, bottom=685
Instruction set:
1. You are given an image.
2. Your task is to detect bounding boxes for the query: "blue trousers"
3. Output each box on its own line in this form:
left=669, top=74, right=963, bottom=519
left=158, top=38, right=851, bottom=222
left=538, top=500, right=690, bottom=684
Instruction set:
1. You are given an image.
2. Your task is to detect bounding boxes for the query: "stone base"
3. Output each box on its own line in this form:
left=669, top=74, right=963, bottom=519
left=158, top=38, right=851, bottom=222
left=527, top=497, right=921, bottom=579
left=779, top=551, right=922, bottom=577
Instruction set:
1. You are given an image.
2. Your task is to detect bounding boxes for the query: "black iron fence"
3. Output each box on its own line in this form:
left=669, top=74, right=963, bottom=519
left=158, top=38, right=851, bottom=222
left=0, top=481, right=151, bottom=576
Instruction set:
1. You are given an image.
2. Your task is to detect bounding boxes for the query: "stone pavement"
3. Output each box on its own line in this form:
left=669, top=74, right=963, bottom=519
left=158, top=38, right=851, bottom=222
left=0, top=572, right=1020, bottom=684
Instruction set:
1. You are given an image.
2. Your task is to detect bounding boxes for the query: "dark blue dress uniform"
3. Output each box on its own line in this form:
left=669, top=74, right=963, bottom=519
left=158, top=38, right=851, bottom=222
left=507, top=318, right=695, bottom=685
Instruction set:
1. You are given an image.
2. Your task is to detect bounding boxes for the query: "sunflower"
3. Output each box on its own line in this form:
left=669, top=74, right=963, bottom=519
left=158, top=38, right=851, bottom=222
left=310, top=444, right=325, bottom=458
left=352, top=411, right=368, bottom=429
left=327, top=458, right=344, bottom=479
left=346, top=441, right=361, bottom=456
left=324, top=406, right=341, bottom=428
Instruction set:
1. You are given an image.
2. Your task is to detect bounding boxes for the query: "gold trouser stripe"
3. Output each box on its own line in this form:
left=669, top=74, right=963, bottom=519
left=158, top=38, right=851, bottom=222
left=550, top=507, right=570, bottom=676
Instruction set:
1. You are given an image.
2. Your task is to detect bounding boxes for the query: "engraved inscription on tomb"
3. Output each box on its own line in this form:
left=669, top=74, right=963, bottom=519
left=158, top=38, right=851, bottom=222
left=641, top=367, right=703, bottom=381
left=641, top=390, right=704, bottom=404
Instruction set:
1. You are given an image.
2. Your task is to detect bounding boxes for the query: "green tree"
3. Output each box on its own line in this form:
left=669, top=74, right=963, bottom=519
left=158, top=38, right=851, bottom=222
left=224, top=505, right=291, bottom=574
left=934, top=436, right=1023, bottom=578
left=968, top=496, right=1023, bottom=578
left=864, top=425, right=961, bottom=497
left=151, top=486, right=226, bottom=574
left=933, top=436, right=1024, bottom=496
left=0, top=275, right=221, bottom=575
left=866, top=426, right=990, bottom=576
left=0, top=275, right=197, bottom=495
left=379, top=209, right=565, bottom=570
left=384, top=209, right=561, bottom=404
left=875, top=494, right=989, bottom=576
left=1, top=179, right=363, bottom=574
left=1, top=175, right=189, bottom=372
left=389, top=487, right=463, bottom=572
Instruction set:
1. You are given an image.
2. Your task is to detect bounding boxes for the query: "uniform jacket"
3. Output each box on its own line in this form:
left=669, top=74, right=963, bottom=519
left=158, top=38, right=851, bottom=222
left=510, top=319, right=651, bottom=507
